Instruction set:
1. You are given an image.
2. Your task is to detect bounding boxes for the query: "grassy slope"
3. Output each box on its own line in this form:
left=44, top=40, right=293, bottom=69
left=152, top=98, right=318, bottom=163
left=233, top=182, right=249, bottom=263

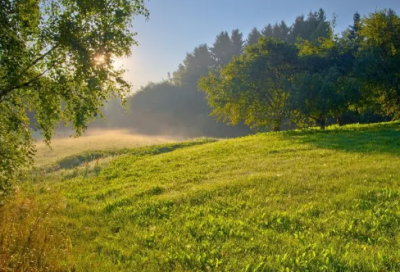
left=36, top=122, right=400, bottom=271
left=34, top=130, right=177, bottom=167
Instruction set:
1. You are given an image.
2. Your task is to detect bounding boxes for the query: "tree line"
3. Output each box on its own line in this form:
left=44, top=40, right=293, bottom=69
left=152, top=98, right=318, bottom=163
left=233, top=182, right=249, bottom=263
left=199, top=9, right=400, bottom=131
left=99, top=9, right=357, bottom=136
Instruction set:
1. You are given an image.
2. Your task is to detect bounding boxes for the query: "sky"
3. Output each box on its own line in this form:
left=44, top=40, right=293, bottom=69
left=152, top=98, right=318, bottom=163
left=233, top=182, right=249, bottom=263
left=118, top=0, right=400, bottom=91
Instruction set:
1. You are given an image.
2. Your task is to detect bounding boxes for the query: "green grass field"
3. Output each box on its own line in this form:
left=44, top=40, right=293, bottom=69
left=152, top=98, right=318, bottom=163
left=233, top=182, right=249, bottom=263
left=18, top=122, right=400, bottom=271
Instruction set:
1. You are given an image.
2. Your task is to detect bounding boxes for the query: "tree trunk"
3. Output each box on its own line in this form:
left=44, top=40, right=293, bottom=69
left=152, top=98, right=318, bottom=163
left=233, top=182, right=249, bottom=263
left=337, top=116, right=343, bottom=126
left=273, top=125, right=280, bottom=132
left=317, top=116, right=326, bottom=130
left=272, top=119, right=281, bottom=132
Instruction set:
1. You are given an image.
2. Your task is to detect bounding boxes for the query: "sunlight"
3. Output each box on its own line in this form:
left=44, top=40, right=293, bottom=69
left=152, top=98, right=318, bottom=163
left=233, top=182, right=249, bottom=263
left=113, top=56, right=127, bottom=69
left=94, top=54, right=105, bottom=65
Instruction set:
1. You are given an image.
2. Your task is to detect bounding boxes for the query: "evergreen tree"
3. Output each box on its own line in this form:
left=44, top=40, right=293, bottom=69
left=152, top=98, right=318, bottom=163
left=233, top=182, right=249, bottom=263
left=261, top=24, right=274, bottom=38
left=230, top=29, right=245, bottom=59
left=349, top=12, right=361, bottom=41
left=274, top=21, right=290, bottom=41
left=210, top=31, right=232, bottom=66
left=288, top=10, right=330, bottom=42
left=173, top=44, right=215, bottom=86
left=247, top=27, right=262, bottom=45
left=210, top=29, right=244, bottom=67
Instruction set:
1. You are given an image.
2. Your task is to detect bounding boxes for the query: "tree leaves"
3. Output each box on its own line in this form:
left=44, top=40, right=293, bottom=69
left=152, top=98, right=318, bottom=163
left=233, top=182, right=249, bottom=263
left=0, top=0, right=148, bottom=196
left=200, top=38, right=298, bottom=132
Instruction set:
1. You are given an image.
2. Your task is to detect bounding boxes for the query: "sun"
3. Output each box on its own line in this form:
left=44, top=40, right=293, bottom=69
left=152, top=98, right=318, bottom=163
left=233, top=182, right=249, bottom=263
left=94, top=54, right=106, bottom=65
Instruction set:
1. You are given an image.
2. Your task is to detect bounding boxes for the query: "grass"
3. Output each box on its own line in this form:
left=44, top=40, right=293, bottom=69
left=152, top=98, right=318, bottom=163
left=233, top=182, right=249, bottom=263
left=0, top=190, right=71, bottom=271
left=34, top=129, right=178, bottom=168
left=8, top=121, right=400, bottom=271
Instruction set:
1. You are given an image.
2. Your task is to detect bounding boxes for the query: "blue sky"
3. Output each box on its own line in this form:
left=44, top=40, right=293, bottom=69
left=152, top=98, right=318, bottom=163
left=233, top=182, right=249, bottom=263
left=119, top=0, right=400, bottom=90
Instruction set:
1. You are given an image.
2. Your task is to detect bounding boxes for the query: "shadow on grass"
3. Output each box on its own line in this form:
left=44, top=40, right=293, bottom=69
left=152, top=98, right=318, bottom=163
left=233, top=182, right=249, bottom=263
left=281, top=122, right=400, bottom=156
left=47, top=137, right=218, bottom=171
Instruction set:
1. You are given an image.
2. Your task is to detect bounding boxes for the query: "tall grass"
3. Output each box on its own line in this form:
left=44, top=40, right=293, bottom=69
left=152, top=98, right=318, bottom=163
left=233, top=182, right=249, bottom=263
left=0, top=190, right=71, bottom=272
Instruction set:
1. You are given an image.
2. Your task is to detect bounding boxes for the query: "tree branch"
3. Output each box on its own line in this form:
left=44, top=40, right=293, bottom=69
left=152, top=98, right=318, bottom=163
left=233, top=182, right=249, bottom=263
left=0, top=44, right=59, bottom=82
left=0, top=60, right=60, bottom=104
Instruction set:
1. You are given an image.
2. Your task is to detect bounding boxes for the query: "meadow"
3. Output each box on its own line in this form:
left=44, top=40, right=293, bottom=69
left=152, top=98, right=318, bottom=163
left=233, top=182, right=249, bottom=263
left=3, top=122, right=400, bottom=271
left=34, top=130, right=178, bottom=168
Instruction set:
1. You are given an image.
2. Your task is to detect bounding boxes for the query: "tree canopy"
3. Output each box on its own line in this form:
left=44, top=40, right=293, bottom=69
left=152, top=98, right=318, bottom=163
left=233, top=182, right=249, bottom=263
left=290, top=36, right=361, bottom=128
left=199, top=9, right=400, bottom=132
left=104, top=9, right=334, bottom=138
left=200, top=38, right=298, bottom=131
left=0, top=0, right=148, bottom=195
left=357, top=9, right=400, bottom=118
left=86, top=9, right=399, bottom=138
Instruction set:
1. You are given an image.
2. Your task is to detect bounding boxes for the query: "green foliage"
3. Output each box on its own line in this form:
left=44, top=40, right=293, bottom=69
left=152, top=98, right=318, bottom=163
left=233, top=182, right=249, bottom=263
left=122, top=39, right=250, bottom=138
left=0, top=104, right=35, bottom=197
left=288, top=9, right=331, bottom=42
left=246, top=27, right=262, bottom=45
left=200, top=38, right=299, bottom=131
left=357, top=9, right=400, bottom=118
left=291, top=36, right=361, bottom=128
left=202, top=10, right=400, bottom=131
left=211, top=30, right=244, bottom=67
left=125, top=79, right=250, bottom=137
left=0, top=0, right=148, bottom=195
left=173, top=44, right=215, bottom=86
left=96, top=9, right=336, bottom=137
left=29, top=121, right=400, bottom=271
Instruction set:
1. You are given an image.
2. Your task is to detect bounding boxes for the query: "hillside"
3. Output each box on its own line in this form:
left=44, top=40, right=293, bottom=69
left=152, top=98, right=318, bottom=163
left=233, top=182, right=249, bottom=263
left=33, top=130, right=178, bottom=168
left=14, top=122, right=400, bottom=271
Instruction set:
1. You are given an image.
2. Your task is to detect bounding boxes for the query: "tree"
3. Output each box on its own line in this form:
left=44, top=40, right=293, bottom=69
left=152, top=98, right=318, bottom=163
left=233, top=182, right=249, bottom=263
left=261, top=21, right=290, bottom=41
left=0, top=0, right=149, bottom=195
left=230, top=29, right=245, bottom=60
left=261, top=24, right=274, bottom=38
left=173, top=44, right=215, bottom=86
left=122, top=30, right=248, bottom=139
left=210, top=30, right=244, bottom=67
left=200, top=38, right=298, bottom=132
left=125, top=39, right=250, bottom=138
left=246, top=27, right=262, bottom=45
left=349, top=12, right=361, bottom=41
left=289, top=15, right=306, bottom=42
left=290, top=37, right=361, bottom=128
left=210, top=31, right=232, bottom=66
left=357, top=9, right=400, bottom=118
left=274, top=21, right=290, bottom=41
left=288, top=9, right=330, bottom=42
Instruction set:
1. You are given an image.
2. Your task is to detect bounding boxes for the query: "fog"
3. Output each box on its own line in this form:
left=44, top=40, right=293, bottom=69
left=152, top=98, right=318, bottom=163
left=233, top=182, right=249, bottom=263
left=33, top=129, right=183, bottom=167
